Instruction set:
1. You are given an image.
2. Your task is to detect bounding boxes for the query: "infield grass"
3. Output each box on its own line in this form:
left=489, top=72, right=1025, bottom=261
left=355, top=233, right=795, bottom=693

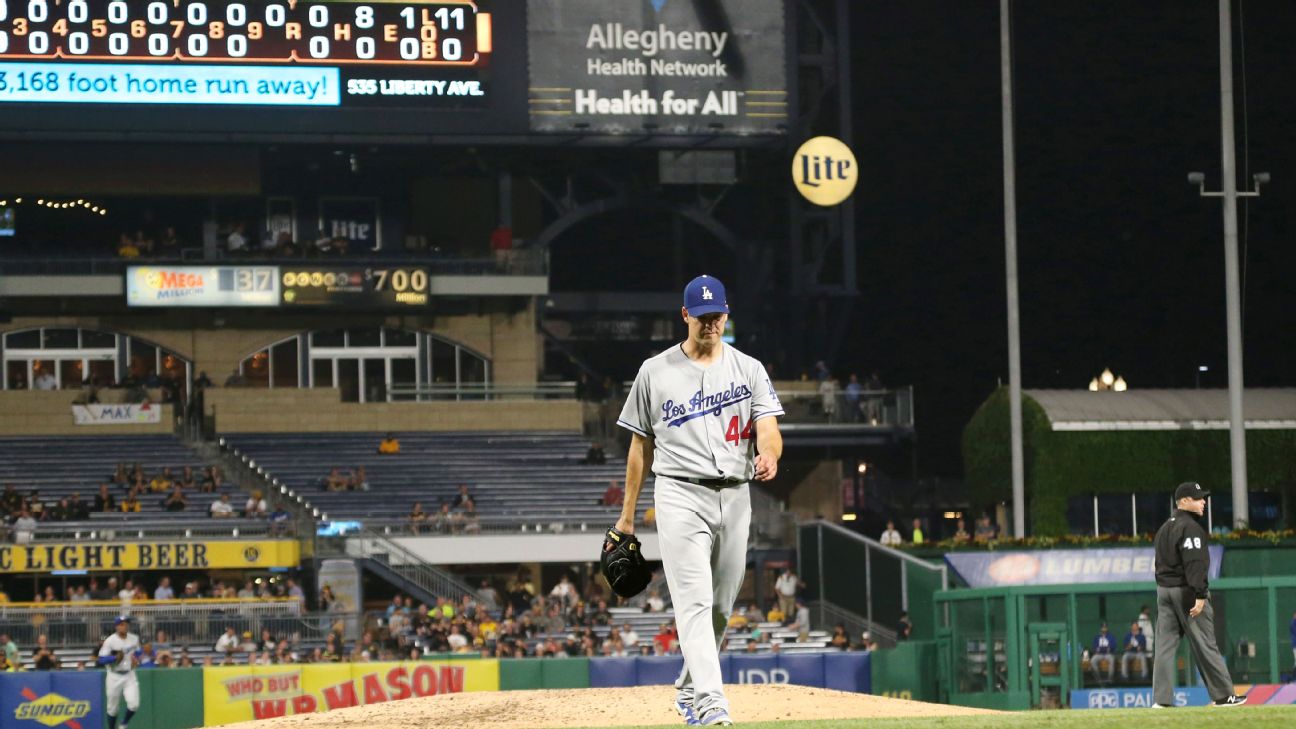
left=582, top=704, right=1296, bottom=729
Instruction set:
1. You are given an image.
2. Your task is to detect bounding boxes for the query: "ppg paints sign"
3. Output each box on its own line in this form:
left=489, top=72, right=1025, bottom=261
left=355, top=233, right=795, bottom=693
left=1071, top=688, right=1209, bottom=709
left=792, top=136, right=858, bottom=207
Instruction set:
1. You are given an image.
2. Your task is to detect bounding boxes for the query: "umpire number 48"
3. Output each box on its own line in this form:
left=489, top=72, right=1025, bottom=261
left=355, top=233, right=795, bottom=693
left=724, top=416, right=753, bottom=446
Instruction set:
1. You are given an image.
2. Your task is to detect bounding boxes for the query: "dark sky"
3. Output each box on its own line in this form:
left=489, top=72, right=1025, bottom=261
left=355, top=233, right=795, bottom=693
left=848, top=0, right=1296, bottom=477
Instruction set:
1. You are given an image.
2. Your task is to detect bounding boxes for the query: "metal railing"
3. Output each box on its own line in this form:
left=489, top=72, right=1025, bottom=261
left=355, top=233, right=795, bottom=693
left=775, top=387, right=915, bottom=427
left=810, top=599, right=899, bottom=649
left=14, top=518, right=291, bottom=542
left=0, top=599, right=305, bottom=649
left=0, top=249, right=550, bottom=277
left=331, top=516, right=650, bottom=538
left=388, top=381, right=577, bottom=402
left=799, top=521, right=948, bottom=641
left=317, top=527, right=478, bottom=604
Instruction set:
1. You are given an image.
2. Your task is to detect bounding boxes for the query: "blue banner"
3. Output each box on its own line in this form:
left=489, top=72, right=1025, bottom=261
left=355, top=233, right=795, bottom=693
left=1071, top=687, right=1210, bottom=709
left=946, top=547, right=1223, bottom=587
left=586, top=653, right=870, bottom=693
left=1, top=672, right=104, bottom=729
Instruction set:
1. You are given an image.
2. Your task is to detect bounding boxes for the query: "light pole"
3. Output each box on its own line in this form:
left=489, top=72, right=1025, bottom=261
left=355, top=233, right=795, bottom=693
left=1195, top=365, right=1209, bottom=389
left=1187, top=0, right=1271, bottom=529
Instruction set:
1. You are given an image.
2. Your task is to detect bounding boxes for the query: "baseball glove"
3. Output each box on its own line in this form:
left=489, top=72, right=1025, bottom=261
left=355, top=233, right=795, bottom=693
left=600, top=526, right=651, bottom=598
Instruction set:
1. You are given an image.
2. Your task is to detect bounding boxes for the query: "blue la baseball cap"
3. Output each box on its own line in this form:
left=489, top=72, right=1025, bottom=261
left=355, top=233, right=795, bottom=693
left=115, top=615, right=130, bottom=625
left=683, top=275, right=729, bottom=316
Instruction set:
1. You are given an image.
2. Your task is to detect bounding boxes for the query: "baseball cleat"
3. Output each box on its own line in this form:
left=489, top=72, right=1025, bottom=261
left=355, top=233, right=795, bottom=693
left=1212, top=695, right=1247, bottom=707
left=1150, top=703, right=1170, bottom=709
left=673, top=698, right=696, bottom=723
left=697, top=708, right=733, bottom=726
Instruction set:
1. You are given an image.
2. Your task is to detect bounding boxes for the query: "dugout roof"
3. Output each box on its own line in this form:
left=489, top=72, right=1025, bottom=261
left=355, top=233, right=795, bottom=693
left=1024, top=388, right=1296, bottom=431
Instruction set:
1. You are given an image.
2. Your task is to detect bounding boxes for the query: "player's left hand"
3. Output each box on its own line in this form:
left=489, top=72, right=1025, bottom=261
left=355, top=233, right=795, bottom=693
left=754, top=453, right=778, bottom=481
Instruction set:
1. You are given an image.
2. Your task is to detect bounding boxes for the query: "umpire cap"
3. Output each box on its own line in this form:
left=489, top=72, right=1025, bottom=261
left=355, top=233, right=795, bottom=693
left=1174, top=482, right=1210, bottom=501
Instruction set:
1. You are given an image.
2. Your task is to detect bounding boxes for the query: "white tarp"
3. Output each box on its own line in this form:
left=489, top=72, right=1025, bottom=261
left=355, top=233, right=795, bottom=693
left=72, top=403, right=161, bottom=425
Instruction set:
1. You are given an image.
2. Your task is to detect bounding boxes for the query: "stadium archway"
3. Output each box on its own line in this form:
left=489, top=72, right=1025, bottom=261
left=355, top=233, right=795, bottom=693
left=1, top=326, right=190, bottom=393
left=237, top=327, right=489, bottom=403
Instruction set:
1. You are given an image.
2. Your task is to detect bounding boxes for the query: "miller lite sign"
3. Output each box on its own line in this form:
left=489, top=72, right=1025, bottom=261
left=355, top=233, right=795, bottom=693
left=792, top=136, right=858, bottom=207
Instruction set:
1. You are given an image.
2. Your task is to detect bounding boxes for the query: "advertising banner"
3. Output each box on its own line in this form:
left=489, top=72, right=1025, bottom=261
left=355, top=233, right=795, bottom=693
left=0, top=540, right=300, bottom=572
left=1071, top=687, right=1209, bottom=709
left=126, top=266, right=280, bottom=307
left=72, top=403, right=161, bottom=425
left=0, top=671, right=104, bottom=729
left=528, top=0, right=787, bottom=135
left=946, top=547, right=1223, bottom=587
left=202, top=660, right=499, bottom=725
left=586, top=653, right=870, bottom=693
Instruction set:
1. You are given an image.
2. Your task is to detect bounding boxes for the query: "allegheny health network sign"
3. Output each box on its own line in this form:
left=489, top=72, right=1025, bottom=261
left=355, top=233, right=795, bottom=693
left=527, top=0, right=788, bottom=135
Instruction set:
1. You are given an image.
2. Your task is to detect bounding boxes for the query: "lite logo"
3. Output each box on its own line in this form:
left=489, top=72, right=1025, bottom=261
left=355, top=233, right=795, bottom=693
left=792, top=136, right=858, bottom=206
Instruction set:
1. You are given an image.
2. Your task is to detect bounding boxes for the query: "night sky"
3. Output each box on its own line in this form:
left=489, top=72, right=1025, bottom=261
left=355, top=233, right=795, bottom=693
left=848, top=0, right=1296, bottom=476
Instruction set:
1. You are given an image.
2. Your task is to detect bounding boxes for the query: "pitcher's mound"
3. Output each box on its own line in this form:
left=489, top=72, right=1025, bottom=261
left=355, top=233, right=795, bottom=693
left=217, top=684, right=996, bottom=729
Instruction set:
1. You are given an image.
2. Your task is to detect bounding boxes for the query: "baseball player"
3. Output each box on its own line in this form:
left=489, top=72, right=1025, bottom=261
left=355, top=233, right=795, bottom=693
left=98, top=616, right=142, bottom=729
left=1150, top=482, right=1246, bottom=707
left=616, top=275, right=783, bottom=727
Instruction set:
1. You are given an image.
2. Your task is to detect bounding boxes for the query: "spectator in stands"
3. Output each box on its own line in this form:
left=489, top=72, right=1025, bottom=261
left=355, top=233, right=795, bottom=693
left=898, top=611, right=913, bottom=640
left=646, top=589, right=665, bottom=613
left=864, top=371, right=885, bottom=423
left=788, top=599, right=811, bottom=642
left=269, top=503, right=291, bottom=536
left=89, top=579, right=114, bottom=601
left=844, top=374, right=863, bottom=422
left=237, top=581, right=256, bottom=598
left=67, top=493, right=89, bottom=520
left=137, top=641, right=157, bottom=668
left=911, top=518, right=925, bottom=545
left=215, top=627, right=240, bottom=656
left=163, top=486, right=188, bottom=512
left=592, top=600, right=612, bottom=626
left=477, top=580, right=500, bottom=612
left=34, top=368, right=57, bottom=390
left=549, top=574, right=577, bottom=609
left=653, top=623, right=678, bottom=654
left=69, top=586, right=88, bottom=602
left=227, top=222, right=249, bottom=254
left=1, top=634, right=19, bottom=667
left=378, top=433, right=401, bottom=455
left=177, top=467, right=196, bottom=491
left=775, top=567, right=803, bottom=619
left=1, top=485, right=22, bottom=515
left=244, top=490, right=268, bottom=517
left=348, top=467, right=369, bottom=492
left=408, top=503, right=428, bottom=532
left=580, top=441, right=607, bottom=465
left=1091, top=622, right=1116, bottom=683
left=880, top=520, right=903, bottom=547
left=200, top=467, right=219, bottom=493
left=28, top=490, right=46, bottom=520
left=952, top=518, right=971, bottom=542
left=1121, top=621, right=1149, bottom=680
left=210, top=493, right=235, bottom=518
left=974, top=515, right=998, bottom=541
left=600, top=480, right=624, bottom=507
left=324, top=469, right=348, bottom=492
left=766, top=602, right=785, bottom=624
left=1137, top=604, right=1154, bottom=654
left=13, top=509, right=37, bottom=544
left=224, top=369, right=247, bottom=388
left=460, top=499, right=480, bottom=534
left=119, top=489, right=142, bottom=513
left=47, top=497, right=71, bottom=522
left=453, top=485, right=474, bottom=509
left=830, top=624, right=850, bottom=650
left=149, top=468, right=174, bottom=493
left=32, top=634, right=60, bottom=670
left=154, top=577, right=174, bottom=601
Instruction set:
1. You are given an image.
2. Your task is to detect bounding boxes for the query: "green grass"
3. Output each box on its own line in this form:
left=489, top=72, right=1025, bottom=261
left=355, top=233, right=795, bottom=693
left=572, top=705, right=1295, bottom=729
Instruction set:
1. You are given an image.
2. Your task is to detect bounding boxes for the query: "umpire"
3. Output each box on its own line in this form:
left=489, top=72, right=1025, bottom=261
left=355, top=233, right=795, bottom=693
left=1150, top=482, right=1246, bottom=707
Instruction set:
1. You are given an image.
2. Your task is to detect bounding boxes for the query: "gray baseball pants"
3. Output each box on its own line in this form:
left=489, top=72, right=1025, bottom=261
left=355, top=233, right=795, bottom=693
left=655, top=477, right=751, bottom=718
left=1151, top=586, right=1233, bottom=705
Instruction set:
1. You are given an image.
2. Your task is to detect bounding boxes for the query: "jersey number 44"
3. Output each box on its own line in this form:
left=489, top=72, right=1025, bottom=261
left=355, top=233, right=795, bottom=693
left=724, top=416, right=754, bottom=446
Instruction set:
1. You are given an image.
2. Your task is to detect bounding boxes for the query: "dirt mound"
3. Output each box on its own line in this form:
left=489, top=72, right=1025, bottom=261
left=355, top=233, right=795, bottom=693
left=216, top=684, right=996, bottom=729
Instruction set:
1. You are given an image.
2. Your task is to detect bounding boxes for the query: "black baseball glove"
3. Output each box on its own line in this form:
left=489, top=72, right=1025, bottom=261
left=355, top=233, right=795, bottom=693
left=600, top=526, right=651, bottom=598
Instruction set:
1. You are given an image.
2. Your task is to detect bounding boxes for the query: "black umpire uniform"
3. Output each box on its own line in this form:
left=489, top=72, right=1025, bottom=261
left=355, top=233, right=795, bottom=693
left=1150, top=482, right=1245, bottom=707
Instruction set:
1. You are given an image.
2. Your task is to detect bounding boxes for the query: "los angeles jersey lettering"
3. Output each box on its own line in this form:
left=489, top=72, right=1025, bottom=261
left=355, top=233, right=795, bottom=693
left=617, top=343, right=783, bottom=481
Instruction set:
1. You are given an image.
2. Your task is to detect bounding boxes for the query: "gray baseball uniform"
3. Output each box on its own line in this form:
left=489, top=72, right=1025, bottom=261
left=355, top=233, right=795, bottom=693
left=618, top=342, right=783, bottom=718
left=99, top=631, right=142, bottom=720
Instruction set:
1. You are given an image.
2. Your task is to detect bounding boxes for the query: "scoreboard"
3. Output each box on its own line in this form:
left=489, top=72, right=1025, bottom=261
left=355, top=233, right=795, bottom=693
left=126, top=264, right=429, bottom=308
left=0, top=1, right=492, bottom=108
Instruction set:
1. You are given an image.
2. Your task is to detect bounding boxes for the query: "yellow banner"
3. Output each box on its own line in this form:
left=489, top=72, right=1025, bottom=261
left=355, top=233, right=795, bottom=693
left=0, top=540, right=300, bottom=572
left=202, top=661, right=499, bottom=725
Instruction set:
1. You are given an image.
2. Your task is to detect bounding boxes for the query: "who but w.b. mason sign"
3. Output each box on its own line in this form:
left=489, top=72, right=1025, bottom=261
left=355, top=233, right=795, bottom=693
left=528, top=0, right=788, bottom=135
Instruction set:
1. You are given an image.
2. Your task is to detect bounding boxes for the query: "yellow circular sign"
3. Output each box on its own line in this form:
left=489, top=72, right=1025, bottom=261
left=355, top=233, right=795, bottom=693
left=791, top=136, right=858, bottom=206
